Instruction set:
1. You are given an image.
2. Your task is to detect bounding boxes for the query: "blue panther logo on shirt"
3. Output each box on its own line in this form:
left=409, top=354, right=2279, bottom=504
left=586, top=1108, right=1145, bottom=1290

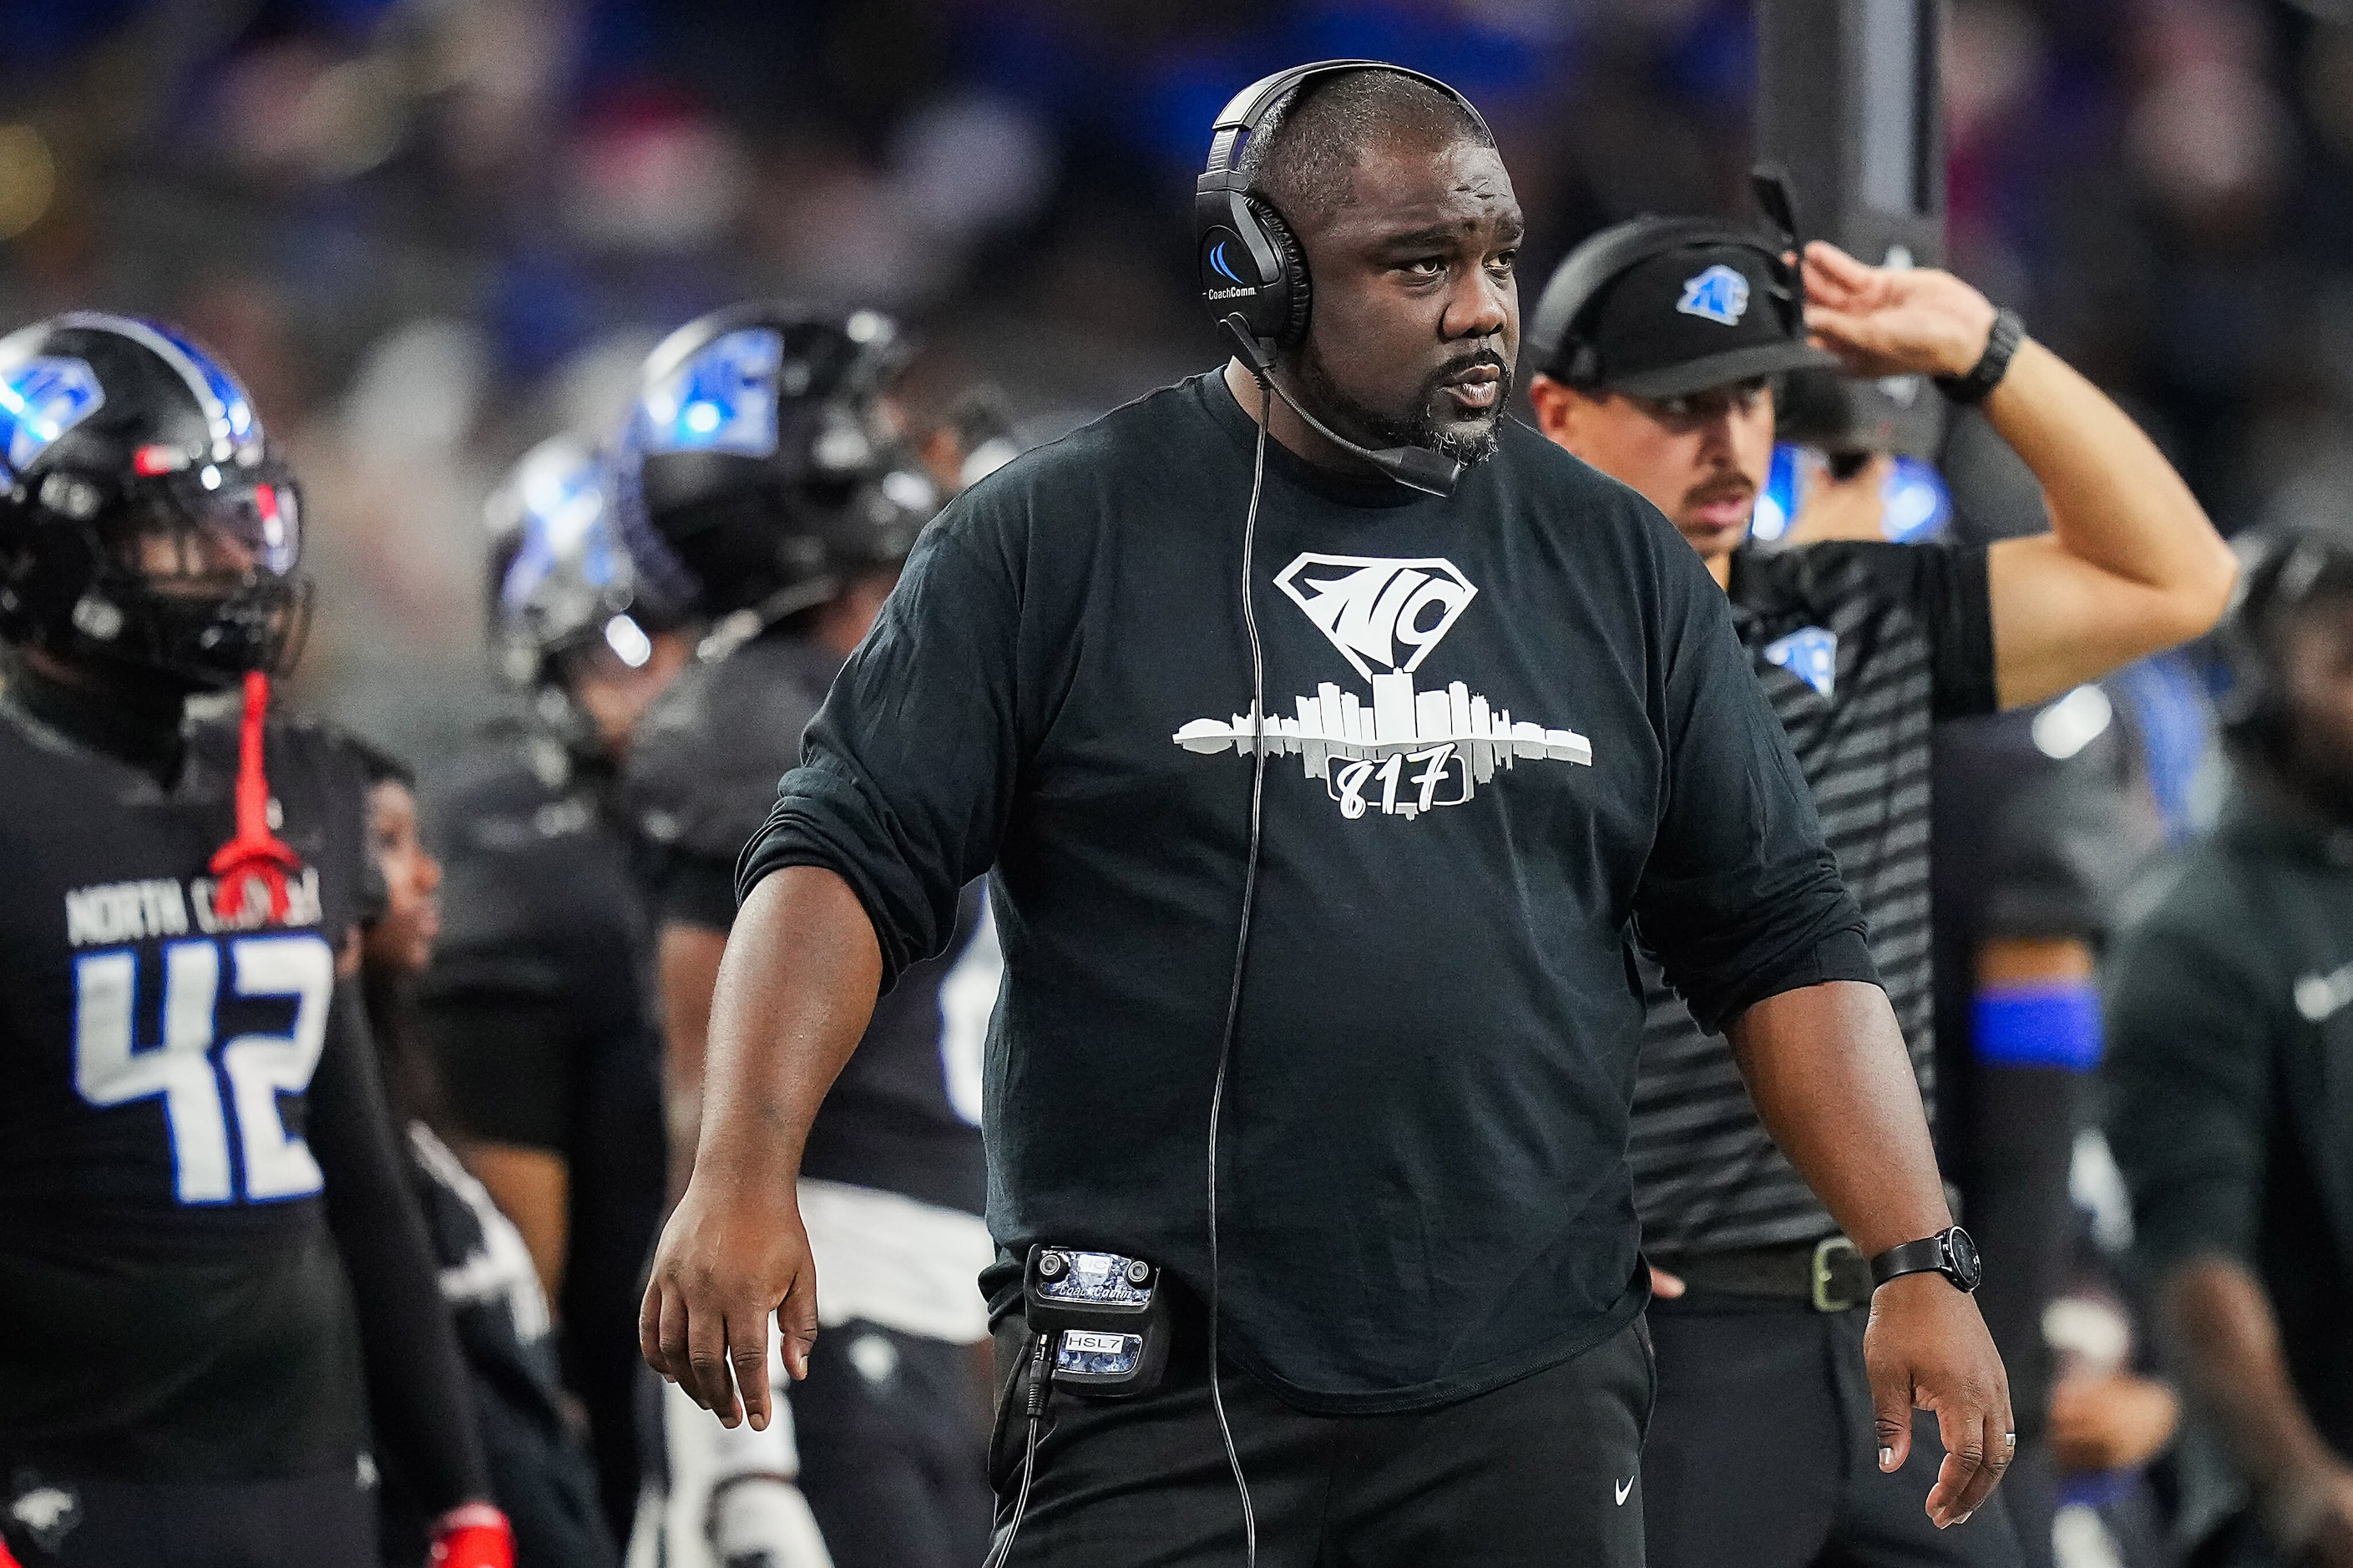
left=1763, top=625, right=1837, bottom=699
left=1676, top=264, right=1750, bottom=326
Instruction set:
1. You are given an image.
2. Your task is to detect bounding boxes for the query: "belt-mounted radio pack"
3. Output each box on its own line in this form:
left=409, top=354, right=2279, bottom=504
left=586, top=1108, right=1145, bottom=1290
left=981, top=1243, right=1172, bottom=1567
left=1025, top=1243, right=1171, bottom=1396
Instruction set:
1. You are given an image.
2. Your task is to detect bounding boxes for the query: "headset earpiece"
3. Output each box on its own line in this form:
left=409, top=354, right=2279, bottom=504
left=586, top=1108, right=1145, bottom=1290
left=1247, top=198, right=1312, bottom=349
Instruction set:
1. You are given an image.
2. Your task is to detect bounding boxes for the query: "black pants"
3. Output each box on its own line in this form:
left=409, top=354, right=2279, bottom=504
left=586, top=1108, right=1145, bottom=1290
left=1644, top=1295, right=2024, bottom=1568
left=987, top=1305, right=1653, bottom=1566
left=1, top=1464, right=376, bottom=1567
left=797, top=1320, right=993, bottom=1568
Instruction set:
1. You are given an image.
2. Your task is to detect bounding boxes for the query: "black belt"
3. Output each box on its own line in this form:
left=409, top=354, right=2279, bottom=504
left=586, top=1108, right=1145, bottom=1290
left=1654, top=1237, right=1874, bottom=1313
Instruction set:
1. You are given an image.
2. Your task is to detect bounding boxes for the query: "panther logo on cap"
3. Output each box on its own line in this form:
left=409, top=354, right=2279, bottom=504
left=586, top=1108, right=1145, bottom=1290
left=1676, top=264, right=1750, bottom=326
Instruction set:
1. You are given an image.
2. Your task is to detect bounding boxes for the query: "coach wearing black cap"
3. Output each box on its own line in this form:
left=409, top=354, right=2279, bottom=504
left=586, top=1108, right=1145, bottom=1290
left=1526, top=223, right=2237, bottom=1568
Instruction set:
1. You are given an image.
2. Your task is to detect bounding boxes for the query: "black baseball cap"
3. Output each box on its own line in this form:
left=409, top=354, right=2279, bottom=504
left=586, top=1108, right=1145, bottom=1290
left=1527, top=220, right=1836, bottom=399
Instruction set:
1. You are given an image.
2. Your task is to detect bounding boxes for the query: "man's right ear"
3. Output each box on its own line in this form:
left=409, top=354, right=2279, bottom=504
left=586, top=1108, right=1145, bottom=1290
left=1525, top=373, right=1579, bottom=444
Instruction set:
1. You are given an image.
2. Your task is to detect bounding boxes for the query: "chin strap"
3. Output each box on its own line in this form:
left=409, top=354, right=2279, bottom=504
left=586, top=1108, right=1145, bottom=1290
left=207, top=670, right=305, bottom=924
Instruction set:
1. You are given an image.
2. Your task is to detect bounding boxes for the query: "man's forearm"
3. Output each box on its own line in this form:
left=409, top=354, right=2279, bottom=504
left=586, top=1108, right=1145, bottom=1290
left=691, top=866, right=883, bottom=1186
left=1983, top=340, right=2235, bottom=707
left=2161, top=1256, right=2344, bottom=1495
left=1986, top=341, right=2218, bottom=594
left=1725, top=979, right=1952, bottom=1252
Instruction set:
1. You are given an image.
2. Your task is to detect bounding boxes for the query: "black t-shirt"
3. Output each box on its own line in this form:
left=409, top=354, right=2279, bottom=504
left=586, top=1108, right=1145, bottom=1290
left=2106, top=794, right=2353, bottom=1459
left=0, top=691, right=372, bottom=1480
left=625, top=636, right=990, bottom=1216
left=413, top=727, right=667, bottom=1522
left=738, top=372, right=1874, bottom=1413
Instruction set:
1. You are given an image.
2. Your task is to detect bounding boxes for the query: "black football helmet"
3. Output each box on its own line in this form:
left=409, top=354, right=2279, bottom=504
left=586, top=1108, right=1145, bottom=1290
left=608, top=303, right=944, bottom=649
left=486, top=434, right=660, bottom=687
left=2217, top=521, right=2353, bottom=761
left=0, top=312, right=307, bottom=689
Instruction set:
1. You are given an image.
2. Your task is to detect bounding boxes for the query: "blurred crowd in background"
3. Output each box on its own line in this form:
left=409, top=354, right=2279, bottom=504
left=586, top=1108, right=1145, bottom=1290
left=2, top=0, right=2349, bottom=756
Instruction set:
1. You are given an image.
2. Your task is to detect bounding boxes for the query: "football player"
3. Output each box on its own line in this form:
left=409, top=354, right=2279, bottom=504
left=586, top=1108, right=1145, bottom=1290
left=0, top=314, right=510, bottom=1567
left=616, top=306, right=999, bottom=1568
left=410, top=435, right=685, bottom=1541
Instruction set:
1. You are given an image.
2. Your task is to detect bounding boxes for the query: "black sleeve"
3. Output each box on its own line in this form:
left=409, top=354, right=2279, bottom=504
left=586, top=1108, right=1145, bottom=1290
left=413, top=991, right=576, bottom=1153
left=738, top=520, right=1024, bottom=988
left=1633, top=539, right=1878, bottom=1031
left=654, top=848, right=741, bottom=932
left=1863, top=541, right=1996, bottom=720
left=2103, top=898, right=2275, bottom=1270
left=310, top=979, right=491, bottom=1514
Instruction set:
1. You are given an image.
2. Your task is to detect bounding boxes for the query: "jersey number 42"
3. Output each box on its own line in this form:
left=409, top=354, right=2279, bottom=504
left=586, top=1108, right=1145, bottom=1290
left=73, top=933, right=335, bottom=1206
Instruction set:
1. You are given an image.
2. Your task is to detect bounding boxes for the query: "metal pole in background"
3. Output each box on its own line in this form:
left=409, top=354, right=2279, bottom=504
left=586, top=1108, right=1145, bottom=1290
left=1757, top=0, right=1947, bottom=457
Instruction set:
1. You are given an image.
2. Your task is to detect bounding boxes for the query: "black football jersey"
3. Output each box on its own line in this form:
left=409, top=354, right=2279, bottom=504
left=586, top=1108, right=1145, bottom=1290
left=625, top=633, right=991, bottom=1216
left=0, top=694, right=372, bottom=1480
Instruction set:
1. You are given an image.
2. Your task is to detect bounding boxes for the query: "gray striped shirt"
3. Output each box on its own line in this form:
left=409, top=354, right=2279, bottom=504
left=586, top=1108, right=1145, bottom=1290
left=1632, top=540, right=1996, bottom=1258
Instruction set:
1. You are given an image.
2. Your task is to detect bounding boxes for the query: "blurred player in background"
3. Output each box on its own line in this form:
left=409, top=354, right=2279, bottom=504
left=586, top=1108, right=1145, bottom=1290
left=0, top=315, right=510, bottom=1566
left=2107, top=524, right=2353, bottom=1568
left=614, top=306, right=999, bottom=1568
left=1525, top=226, right=2235, bottom=1566
left=412, top=436, right=687, bottom=1540
left=346, top=735, right=619, bottom=1566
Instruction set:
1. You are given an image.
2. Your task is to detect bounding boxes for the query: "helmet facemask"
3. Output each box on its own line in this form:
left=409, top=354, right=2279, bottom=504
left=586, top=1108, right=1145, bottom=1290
left=67, top=464, right=311, bottom=690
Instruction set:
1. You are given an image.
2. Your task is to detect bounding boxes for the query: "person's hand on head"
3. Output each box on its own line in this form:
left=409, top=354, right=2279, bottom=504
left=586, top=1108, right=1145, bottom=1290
left=1799, top=240, right=2001, bottom=383
left=1863, top=1272, right=2016, bottom=1529
left=640, top=1159, right=818, bottom=1432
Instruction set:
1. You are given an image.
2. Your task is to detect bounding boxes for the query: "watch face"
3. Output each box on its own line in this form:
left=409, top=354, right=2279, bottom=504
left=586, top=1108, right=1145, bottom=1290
left=1942, top=1227, right=1983, bottom=1292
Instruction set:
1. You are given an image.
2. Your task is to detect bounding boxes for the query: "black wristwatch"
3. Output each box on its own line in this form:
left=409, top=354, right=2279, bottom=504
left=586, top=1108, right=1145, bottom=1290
left=1870, top=1227, right=1982, bottom=1294
left=1935, top=308, right=2024, bottom=405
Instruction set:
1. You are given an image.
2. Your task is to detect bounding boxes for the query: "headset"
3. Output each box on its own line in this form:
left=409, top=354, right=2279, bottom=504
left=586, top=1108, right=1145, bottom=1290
left=1523, top=170, right=1809, bottom=387
left=1194, top=59, right=1495, bottom=498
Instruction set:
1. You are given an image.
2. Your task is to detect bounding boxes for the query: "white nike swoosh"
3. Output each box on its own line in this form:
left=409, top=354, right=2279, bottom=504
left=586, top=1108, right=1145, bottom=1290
left=1615, top=1477, right=1634, bottom=1505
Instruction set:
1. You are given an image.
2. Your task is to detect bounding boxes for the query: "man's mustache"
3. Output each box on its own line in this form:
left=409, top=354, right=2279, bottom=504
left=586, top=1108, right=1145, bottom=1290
left=1685, top=473, right=1755, bottom=507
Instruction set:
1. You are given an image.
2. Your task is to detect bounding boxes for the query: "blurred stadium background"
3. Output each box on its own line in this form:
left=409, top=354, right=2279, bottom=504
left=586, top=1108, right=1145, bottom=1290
left=0, top=0, right=2340, bottom=756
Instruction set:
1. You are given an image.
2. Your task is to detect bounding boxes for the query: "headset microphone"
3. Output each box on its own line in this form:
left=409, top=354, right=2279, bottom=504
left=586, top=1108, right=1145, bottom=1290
left=1215, top=315, right=1460, bottom=498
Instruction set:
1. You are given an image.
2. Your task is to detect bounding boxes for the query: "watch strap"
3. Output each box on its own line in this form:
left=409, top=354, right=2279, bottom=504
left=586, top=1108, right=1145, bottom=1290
left=1870, top=1233, right=1951, bottom=1287
left=1935, top=307, right=2024, bottom=405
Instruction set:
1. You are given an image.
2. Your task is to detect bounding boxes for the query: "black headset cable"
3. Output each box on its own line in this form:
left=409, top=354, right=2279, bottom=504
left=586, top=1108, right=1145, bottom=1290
left=1204, top=373, right=1273, bottom=1568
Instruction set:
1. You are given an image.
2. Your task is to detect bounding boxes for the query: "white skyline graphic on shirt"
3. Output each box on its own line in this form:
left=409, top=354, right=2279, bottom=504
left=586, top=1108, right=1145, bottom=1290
left=1174, top=554, right=1592, bottom=822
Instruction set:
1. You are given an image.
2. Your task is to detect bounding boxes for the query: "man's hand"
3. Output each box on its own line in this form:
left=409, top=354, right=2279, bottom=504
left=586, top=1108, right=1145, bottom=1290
left=1864, top=1272, right=2016, bottom=1529
left=1799, top=240, right=1998, bottom=382
left=2049, top=1370, right=2178, bottom=1475
left=640, top=1161, right=817, bottom=1432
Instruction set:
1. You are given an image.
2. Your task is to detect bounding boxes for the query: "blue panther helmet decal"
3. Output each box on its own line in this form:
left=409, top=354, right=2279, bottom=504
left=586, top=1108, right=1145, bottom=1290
left=608, top=303, right=925, bottom=627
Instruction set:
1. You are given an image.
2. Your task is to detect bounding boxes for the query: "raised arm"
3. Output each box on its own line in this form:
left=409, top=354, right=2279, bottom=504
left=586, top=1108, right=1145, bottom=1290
left=1800, top=240, right=2236, bottom=709
left=640, top=866, right=881, bottom=1431
left=1726, top=981, right=2012, bottom=1529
